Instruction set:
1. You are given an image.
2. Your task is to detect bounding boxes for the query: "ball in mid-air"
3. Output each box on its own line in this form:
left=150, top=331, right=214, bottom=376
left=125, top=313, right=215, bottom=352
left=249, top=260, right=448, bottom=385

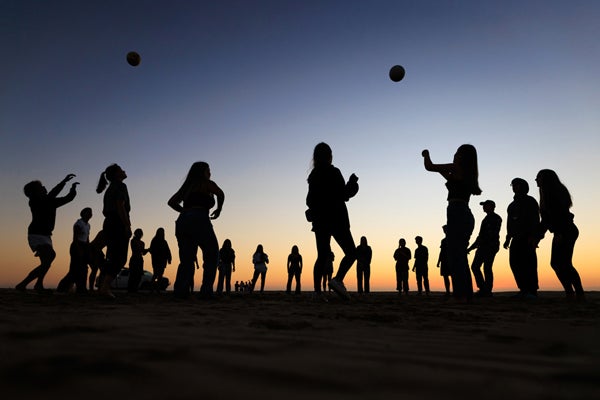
left=389, top=65, right=405, bottom=82
left=126, top=51, right=141, bottom=67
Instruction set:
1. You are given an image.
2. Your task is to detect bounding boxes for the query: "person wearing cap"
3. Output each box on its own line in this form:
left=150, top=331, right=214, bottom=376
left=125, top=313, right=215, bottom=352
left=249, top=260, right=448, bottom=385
left=467, top=199, right=502, bottom=296
left=503, top=178, right=540, bottom=299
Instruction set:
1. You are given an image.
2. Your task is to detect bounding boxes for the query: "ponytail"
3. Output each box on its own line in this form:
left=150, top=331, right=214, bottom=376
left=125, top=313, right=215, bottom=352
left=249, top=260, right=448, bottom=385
left=96, top=164, right=121, bottom=193
left=96, top=171, right=108, bottom=193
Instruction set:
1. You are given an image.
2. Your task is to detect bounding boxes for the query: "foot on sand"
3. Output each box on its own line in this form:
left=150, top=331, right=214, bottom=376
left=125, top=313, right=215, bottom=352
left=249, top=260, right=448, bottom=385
left=329, top=279, right=350, bottom=301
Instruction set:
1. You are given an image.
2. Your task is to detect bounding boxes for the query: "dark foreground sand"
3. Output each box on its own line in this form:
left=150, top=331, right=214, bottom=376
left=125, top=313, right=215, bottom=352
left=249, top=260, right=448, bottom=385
left=0, top=289, right=598, bottom=399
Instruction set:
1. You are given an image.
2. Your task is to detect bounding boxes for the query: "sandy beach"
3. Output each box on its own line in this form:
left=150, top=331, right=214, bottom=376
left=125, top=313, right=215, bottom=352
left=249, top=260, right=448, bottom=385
left=0, top=289, right=598, bottom=399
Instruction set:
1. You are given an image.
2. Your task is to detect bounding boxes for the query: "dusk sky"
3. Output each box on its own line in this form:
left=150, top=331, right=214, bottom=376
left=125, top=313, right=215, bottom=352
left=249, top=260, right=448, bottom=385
left=2, top=0, right=599, bottom=291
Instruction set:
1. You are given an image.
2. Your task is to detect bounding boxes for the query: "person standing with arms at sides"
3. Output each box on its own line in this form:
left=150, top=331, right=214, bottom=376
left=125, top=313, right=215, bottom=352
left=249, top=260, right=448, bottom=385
left=437, top=225, right=451, bottom=296
left=393, top=239, right=411, bottom=295
left=97, top=164, right=131, bottom=298
left=412, top=236, right=430, bottom=295
left=306, top=142, right=359, bottom=301
left=57, top=207, right=93, bottom=294
left=148, top=227, right=172, bottom=293
left=468, top=200, right=502, bottom=297
left=168, top=161, right=224, bottom=299
left=17, top=174, right=78, bottom=292
left=536, top=169, right=584, bottom=300
left=356, top=236, right=372, bottom=294
left=216, top=239, right=236, bottom=295
left=422, top=145, right=481, bottom=302
left=128, top=228, right=148, bottom=292
left=250, top=244, right=269, bottom=293
left=504, top=178, right=540, bottom=299
left=286, top=245, right=303, bottom=294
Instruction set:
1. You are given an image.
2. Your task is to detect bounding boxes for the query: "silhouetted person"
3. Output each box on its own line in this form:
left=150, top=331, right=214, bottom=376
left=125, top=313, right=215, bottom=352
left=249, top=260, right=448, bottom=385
left=234, top=281, right=240, bottom=292
left=437, top=225, right=451, bottom=296
left=503, top=178, right=540, bottom=299
left=168, top=161, right=224, bottom=299
left=468, top=200, right=502, bottom=297
left=88, top=230, right=106, bottom=291
left=306, top=142, right=359, bottom=300
left=413, top=236, right=430, bottom=295
left=321, top=251, right=334, bottom=293
left=148, top=227, right=172, bottom=293
left=250, top=244, right=269, bottom=293
left=97, top=164, right=131, bottom=298
left=17, top=174, right=78, bottom=292
left=128, top=228, right=148, bottom=292
left=536, top=169, right=584, bottom=300
left=422, top=145, right=482, bottom=302
left=393, top=239, right=411, bottom=295
left=216, top=239, right=236, bottom=295
left=57, top=207, right=93, bottom=294
left=356, top=236, right=372, bottom=294
left=286, top=245, right=303, bottom=294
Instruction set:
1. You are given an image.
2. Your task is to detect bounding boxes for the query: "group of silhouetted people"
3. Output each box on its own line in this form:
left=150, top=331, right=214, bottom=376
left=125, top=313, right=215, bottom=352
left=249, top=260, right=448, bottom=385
left=17, top=143, right=585, bottom=302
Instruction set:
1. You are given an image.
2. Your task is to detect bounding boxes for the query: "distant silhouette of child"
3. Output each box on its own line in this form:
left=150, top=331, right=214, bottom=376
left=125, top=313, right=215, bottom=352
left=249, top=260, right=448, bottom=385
left=306, top=142, right=359, bottom=300
left=286, top=245, right=303, bottom=294
left=251, top=244, right=269, bottom=293
left=216, top=239, right=236, bottom=295
left=393, top=239, right=411, bottom=295
left=356, top=236, right=372, bottom=294
left=536, top=169, right=584, bottom=300
left=436, top=225, right=451, bottom=296
left=17, top=174, right=78, bottom=292
left=412, top=236, right=430, bottom=295
left=422, top=145, right=482, bottom=302
left=148, top=227, right=172, bottom=293
left=57, top=207, right=93, bottom=294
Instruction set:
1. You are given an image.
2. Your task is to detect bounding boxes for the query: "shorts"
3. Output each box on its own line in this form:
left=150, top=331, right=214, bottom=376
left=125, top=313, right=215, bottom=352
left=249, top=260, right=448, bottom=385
left=28, top=234, right=53, bottom=253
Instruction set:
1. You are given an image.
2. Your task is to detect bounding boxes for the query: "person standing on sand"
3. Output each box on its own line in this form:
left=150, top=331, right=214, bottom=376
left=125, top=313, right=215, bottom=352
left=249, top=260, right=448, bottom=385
left=536, top=169, right=584, bottom=300
left=97, top=164, right=131, bottom=299
left=286, top=245, right=303, bottom=294
left=437, top=225, right=452, bottom=296
left=468, top=200, right=502, bottom=297
left=57, top=207, right=93, bottom=294
left=148, top=227, right=172, bottom=293
left=393, top=238, right=411, bottom=295
left=356, top=236, right=372, bottom=294
left=17, top=174, right=78, bottom=292
left=422, top=145, right=482, bottom=302
left=412, top=236, right=430, bottom=295
left=250, top=244, right=269, bottom=293
left=128, top=228, right=148, bottom=292
left=306, top=142, right=359, bottom=301
left=216, top=238, right=236, bottom=295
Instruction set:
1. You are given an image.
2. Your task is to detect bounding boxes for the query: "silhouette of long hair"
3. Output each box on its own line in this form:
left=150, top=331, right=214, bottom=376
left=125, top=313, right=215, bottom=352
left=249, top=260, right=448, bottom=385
left=255, top=244, right=264, bottom=253
left=179, top=161, right=210, bottom=199
left=222, top=238, right=232, bottom=249
left=96, top=164, right=122, bottom=193
left=312, top=142, right=332, bottom=169
left=537, top=169, right=572, bottom=213
left=456, top=144, right=482, bottom=195
left=291, top=245, right=299, bottom=255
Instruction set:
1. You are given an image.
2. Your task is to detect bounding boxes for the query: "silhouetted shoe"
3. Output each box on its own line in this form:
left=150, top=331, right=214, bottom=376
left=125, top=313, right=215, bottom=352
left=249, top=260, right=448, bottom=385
left=15, top=283, right=26, bottom=292
left=329, top=279, right=350, bottom=300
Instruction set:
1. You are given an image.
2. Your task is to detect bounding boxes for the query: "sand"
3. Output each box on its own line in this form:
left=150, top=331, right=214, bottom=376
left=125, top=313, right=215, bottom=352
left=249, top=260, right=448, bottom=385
left=0, top=289, right=598, bottom=399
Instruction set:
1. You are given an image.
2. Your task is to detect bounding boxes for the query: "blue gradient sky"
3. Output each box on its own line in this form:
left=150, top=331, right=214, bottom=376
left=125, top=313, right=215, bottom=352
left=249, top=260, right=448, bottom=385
left=2, top=0, right=599, bottom=291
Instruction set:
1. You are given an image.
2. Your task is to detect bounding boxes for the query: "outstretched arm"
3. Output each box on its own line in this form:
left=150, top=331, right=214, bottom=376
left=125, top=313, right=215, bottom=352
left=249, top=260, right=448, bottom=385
left=422, top=150, right=457, bottom=181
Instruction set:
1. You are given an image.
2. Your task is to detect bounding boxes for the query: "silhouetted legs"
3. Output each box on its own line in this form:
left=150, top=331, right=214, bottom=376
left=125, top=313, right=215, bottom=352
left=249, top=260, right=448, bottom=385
left=415, top=267, right=430, bottom=294
left=286, top=270, right=301, bottom=293
left=471, top=248, right=496, bottom=295
left=17, top=244, right=56, bottom=291
left=446, top=202, right=475, bottom=300
left=550, top=225, right=584, bottom=297
left=356, top=263, right=370, bottom=293
left=509, top=238, right=538, bottom=296
left=216, top=265, right=232, bottom=294
left=442, top=275, right=452, bottom=295
left=152, top=264, right=166, bottom=293
left=250, top=270, right=266, bottom=293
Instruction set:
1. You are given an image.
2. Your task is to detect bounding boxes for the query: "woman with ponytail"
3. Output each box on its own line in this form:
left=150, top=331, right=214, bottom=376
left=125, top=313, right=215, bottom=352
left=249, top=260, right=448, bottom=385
left=96, top=164, right=131, bottom=298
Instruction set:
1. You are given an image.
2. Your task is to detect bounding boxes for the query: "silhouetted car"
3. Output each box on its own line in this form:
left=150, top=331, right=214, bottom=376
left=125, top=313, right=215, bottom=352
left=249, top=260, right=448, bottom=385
left=96, top=268, right=170, bottom=291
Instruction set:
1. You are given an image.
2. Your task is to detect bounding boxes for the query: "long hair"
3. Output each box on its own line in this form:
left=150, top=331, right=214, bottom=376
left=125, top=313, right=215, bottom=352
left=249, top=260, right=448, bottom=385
left=456, top=144, right=482, bottom=195
left=222, top=238, right=232, bottom=249
left=312, top=142, right=332, bottom=169
left=537, top=169, right=572, bottom=213
left=291, top=245, right=299, bottom=255
left=178, top=161, right=210, bottom=199
left=96, top=164, right=122, bottom=193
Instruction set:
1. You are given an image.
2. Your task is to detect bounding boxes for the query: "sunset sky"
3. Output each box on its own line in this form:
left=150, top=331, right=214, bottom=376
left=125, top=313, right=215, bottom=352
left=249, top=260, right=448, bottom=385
left=2, top=0, right=599, bottom=292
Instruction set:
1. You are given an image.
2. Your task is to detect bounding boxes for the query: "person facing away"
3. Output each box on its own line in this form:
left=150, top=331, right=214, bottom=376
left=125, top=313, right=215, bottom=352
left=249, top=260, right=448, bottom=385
left=17, top=173, right=78, bottom=292
left=148, top=227, right=172, bottom=293
left=437, top=225, right=451, bottom=296
left=250, top=244, right=269, bottom=293
left=536, top=169, right=584, bottom=300
left=422, top=145, right=482, bottom=302
left=57, top=207, right=93, bottom=294
left=128, top=228, right=149, bottom=292
left=168, top=161, right=224, bottom=299
left=503, top=178, right=540, bottom=299
left=467, top=200, right=502, bottom=297
left=216, top=238, right=236, bottom=295
left=393, top=238, right=411, bottom=295
left=412, top=236, right=430, bottom=295
left=356, top=236, right=372, bottom=294
left=96, top=164, right=131, bottom=299
left=306, top=142, right=359, bottom=301
left=286, top=245, right=303, bottom=294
